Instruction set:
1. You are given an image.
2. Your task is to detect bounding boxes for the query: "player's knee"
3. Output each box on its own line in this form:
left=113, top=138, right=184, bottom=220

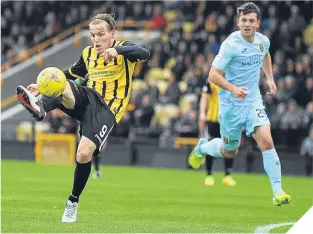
left=221, top=148, right=238, bottom=158
left=61, top=82, right=75, bottom=109
left=259, top=137, right=274, bottom=151
left=76, top=149, right=93, bottom=163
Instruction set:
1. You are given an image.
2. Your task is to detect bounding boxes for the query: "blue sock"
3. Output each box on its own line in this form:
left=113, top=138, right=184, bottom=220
left=199, top=138, right=223, bottom=158
left=262, top=148, right=282, bottom=195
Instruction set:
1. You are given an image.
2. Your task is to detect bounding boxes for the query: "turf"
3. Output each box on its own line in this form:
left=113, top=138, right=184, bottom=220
left=1, top=160, right=312, bottom=233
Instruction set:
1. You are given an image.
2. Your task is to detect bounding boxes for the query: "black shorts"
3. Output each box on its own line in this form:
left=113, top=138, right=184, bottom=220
left=205, top=121, right=220, bottom=139
left=59, top=81, right=116, bottom=151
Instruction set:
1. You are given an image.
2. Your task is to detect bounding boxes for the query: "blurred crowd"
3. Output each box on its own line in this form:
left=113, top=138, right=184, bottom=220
left=1, top=1, right=165, bottom=64
left=4, top=1, right=313, bottom=151
left=128, top=1, right=313, bottom=150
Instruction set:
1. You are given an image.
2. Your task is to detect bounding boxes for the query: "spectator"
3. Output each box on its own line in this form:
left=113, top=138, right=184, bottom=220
left=45, top=110, right=78, bottom=134
left=281, top=99, right=303, bottom=130
left=159, top=73, right=180, bottom=105
left=134, top=95, right=155, bottom=128
left=46, top=110, right=63, bottom=133
left=288, top=5, right=306, bottom=38
left=294, top=61, right=306, bottom=85
left=295, top=77, right=313, bottom=107
left=302, top=101, right=313, bottom=129
left=274, top=79, right=288, bottom=103
left=281, top=99, right=304, bottom=146
left=150, top=5, right=166, bottom=30
left=271, top=103, right=287, bottom=129
left=58, top=116, right=78, bottom=134
left=284, top=75, right=297, bottom=101
left=173, top=109, right=198, bottom=137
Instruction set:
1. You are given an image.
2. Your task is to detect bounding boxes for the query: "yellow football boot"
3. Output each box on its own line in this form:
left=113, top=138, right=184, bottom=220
left=188, top=138, right=207, bottom=169
left=222, top=175, right=237, bottom=186
left=204, top=175, right=215, bottom=186
left=273, top=191, right=291, bottom=207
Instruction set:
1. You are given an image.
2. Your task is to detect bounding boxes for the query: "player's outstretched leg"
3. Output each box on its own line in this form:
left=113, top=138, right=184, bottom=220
left=16, top=85, right=46, bottom=121
left=188, top=138, right=208, bottom=169
left=189, top=138, right=224, bottom=169
left=16, top=85, right=63, bottom=121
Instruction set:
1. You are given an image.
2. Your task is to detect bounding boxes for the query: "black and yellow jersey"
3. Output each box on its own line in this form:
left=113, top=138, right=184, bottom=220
left=201, top=82, right=221, bottom=123
left=63, top=40, right=149, bottom=123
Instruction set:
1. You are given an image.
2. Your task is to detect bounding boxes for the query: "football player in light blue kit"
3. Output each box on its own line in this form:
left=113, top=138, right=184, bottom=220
left=189, top=2, right=291, bottom=207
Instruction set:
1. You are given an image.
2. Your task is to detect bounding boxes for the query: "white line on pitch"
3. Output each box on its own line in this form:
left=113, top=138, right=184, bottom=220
left=254, top=222, right=295, bottom=233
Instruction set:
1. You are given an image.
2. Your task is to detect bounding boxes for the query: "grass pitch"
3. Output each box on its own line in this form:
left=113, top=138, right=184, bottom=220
left=2, top=160, right=312, bottom=233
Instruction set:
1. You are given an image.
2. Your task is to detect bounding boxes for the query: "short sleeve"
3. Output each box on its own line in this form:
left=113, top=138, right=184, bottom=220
left=212, top=41, right=234, bottom=71
left=264, top=36, right=270, bottom=53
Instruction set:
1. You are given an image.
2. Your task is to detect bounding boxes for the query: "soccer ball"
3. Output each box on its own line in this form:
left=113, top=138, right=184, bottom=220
left=36, top=67, right=67, bottom=97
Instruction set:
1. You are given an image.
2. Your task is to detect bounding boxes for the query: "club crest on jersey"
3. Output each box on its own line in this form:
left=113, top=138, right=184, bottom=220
left=259, top=44, right=264, bottom=52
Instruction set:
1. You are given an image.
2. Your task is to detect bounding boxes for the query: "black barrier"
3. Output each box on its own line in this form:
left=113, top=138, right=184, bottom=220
left=1, top=139, right=309, bottom=176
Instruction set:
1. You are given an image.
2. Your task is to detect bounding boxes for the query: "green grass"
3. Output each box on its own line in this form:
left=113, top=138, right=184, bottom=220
left=1, top=160, right=312, bottom=233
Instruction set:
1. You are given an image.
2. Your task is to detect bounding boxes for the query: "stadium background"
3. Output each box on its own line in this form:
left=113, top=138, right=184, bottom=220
left=1, top=1, right=313, bottom=233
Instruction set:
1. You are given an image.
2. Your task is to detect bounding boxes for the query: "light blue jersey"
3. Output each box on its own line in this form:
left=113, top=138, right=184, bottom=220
left=212, top=31, right=270, bottom=105
left=211, top=31, right=271, bottom=150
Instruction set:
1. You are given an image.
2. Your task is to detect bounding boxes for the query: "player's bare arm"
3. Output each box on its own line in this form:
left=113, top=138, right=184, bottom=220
left=209, top=66, right=248, bottom=101
left=262, top=52, right=277, bottom=96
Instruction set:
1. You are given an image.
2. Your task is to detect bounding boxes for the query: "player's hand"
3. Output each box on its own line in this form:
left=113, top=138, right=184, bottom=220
left=267, top=80, right=277, bottom=96
left=101, top=48, right=118, bottom=62
left=231, top=86, right=248, bottom=101
left=27, top=83, right=40, bottom=97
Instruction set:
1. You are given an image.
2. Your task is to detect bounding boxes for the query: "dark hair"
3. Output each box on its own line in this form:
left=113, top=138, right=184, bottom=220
left=89, top=13, right=116, bottom=31
left=237, top=2, right=261, bottom=19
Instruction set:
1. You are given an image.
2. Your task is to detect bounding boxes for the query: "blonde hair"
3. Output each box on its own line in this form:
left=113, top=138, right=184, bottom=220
left=89, top=13, right=116, bottom=31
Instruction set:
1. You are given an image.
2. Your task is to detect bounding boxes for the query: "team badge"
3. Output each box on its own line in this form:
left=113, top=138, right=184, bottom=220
left=259, top=44, right=264, bottom=52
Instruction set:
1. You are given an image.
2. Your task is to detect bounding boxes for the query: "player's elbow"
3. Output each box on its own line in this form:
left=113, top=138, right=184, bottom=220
left=209, top=67, right=223, bottom=83
left=134, top=46, right=150, bottom=61
left=140, top=47, right=150, bottom=60
left=208, top=68, right=217, bottom=83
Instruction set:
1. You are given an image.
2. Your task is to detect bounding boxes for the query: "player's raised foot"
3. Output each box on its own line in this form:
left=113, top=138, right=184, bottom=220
left=273, top=191, right=291, bottom=207
left=223, top=175, right=237, bottom=186
left=204, top=175, right=215, bottom=186
left=16, top=85, right=46, bottom=121
left=188, top=138, right=207, bottom=169
left=61, top=200, right=78, bottom=223
left=92, top=171, right=101, bottom=179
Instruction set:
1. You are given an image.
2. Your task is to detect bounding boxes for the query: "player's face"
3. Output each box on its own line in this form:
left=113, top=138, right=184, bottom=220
left=90, top=22, right=115, bottom=54
left=237, top=12, right=260, bottom=38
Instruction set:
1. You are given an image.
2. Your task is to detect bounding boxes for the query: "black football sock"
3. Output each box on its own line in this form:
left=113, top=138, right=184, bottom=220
left=41, top=95, right=62, bottom=112
left=246, top=152, right=254, bottom=173
left=69, top=161, right=92, bottom=203
left=205, top=155, right=214, bottom=175
left=93, top=153, right=100, bottom=172
left=224, top=157, right=234, bottom=176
